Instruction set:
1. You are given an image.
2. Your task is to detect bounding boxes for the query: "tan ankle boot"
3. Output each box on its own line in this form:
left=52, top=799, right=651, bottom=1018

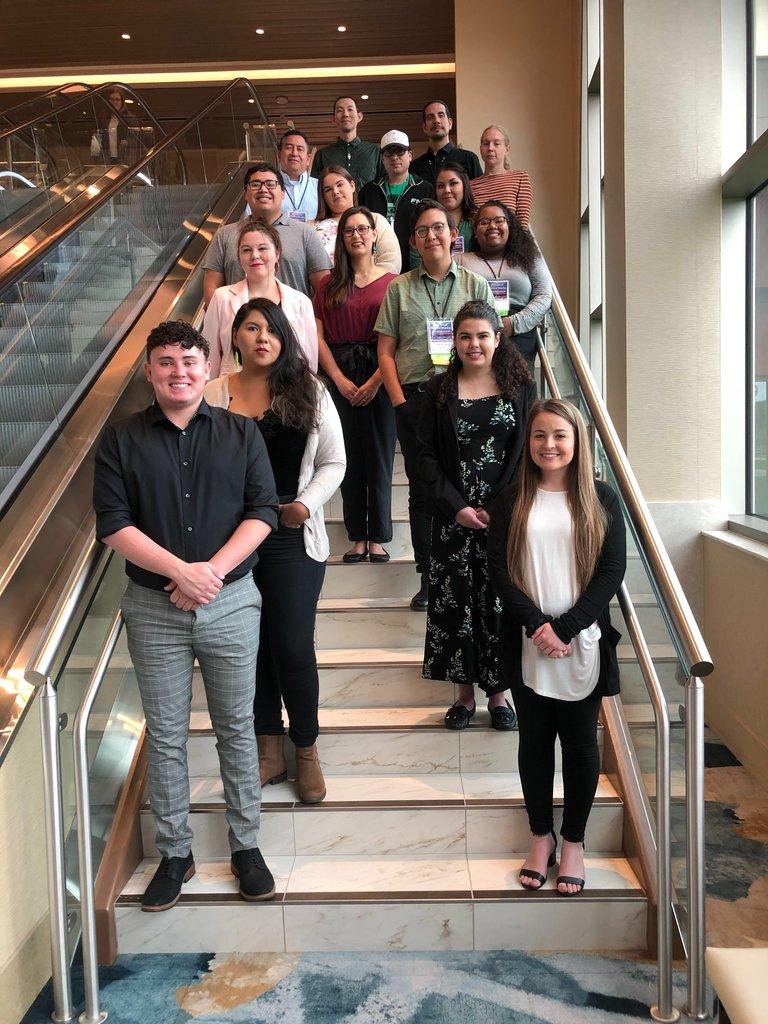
left=257, top=735, right=287, bottom=786
left=295, top=743, right=326, bottom=804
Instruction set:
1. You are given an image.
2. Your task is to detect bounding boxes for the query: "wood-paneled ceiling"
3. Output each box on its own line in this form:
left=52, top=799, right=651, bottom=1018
left=0, top=2, right=453, bottom=70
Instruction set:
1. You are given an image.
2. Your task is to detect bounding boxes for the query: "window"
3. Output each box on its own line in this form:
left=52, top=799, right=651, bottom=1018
left=751, top=0, right=768, bottom=141
left=749, top=184, right=768, bottom=516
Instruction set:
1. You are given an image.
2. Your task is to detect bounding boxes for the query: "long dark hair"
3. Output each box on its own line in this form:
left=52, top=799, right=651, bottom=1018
left=472, top=200, right=538, bottom=273
left=436, top=300, right=531, bottom=405
left=231, top=298, right=319, bottom=432
left=435, top=162, right=477, bottom=223
left=324, top=206, right=377, bottom=309
left=316, top=164, right=357, bottom=220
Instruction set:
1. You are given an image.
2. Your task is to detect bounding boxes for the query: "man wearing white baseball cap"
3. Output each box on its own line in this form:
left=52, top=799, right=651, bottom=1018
left=359, top=131, right=432, bottom=271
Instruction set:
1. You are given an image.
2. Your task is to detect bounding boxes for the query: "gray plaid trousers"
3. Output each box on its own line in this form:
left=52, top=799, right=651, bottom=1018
left=121, top=574, right=262, bottom=858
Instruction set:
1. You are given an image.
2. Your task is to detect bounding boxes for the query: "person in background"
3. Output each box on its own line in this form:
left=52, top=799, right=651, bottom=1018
left=98, top=86, right=139, bottom=164
left=311, top=165, right=401, bottom=273
left=458, top=200, right=552, bottom=373
left=418, top=301, right=535, bottom=731
left=311, top=96, right=381, bottom=191
left=202, top=220, right=318, bottom=378
left=202, top=163, right=331, bottom=305
left=93, top=320, right=278, bottom=909
left=376, top=199, right=494, bottom=610
left=314, top=206, right=398, bottom=564
left=434, top=163, right=477, bottom=255
left=410, top=100, right=482, bottom=186
left=205, top=300, right=345, bottom=805
left=277, top=129, right=319, bottom=222
left=359, top=131, right=432, bottom=272
left=470, top=125, right=533, bottom=230
left=488, top=399, right=626, bottom=896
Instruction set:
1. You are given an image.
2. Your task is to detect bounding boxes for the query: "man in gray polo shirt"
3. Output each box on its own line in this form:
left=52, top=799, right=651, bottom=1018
left=203, top=162, right=331, bottom=306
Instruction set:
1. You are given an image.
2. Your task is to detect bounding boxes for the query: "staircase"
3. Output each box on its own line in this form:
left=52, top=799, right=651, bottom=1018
left=114, top=452, right=653, bottom=955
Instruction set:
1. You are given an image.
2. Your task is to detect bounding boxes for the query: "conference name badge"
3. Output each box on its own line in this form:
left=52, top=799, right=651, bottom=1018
left=427, top=319, right=454, bottom=367
left=489, top=279, right=509, bottom=316
left=451, top=236, right=465, bottom=254
left=288, top=210, right=308, bottom=222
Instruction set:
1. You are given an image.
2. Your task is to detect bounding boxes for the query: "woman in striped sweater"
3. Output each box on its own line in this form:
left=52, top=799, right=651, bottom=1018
left=470, top=125, right=533, bottom=230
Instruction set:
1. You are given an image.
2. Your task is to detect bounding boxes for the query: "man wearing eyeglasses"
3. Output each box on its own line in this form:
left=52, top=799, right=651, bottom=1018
left=202, top=163, right=331, bottom=306
left=376, top=199, right=494, bottom=610
left=359, top=131, right=432, bottom=272
left=277, top=129, right=319, bottom=221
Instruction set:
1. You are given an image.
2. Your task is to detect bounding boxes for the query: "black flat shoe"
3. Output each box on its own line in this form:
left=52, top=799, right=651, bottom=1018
left=141, top=853, right=195, bottom=912
left=444, top=700, right=476, bottom=730
left=519, top=830, right=557, bottom=890
left=368, top=549, right=390, bottom=563
left=231, top=848, right=276, bottom=902
left=342, top=547, right=368, bottom=563
left=556, top=841, right=586, bottom=896
left=489, top=700, right=517, bottom=731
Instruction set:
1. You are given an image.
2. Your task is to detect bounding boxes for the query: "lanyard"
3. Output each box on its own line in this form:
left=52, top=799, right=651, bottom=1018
left=422, top=273, right=456, bottom=320
left=285, top=173, right=310, bottom=212
left=480, top=256, right=505, bottom=280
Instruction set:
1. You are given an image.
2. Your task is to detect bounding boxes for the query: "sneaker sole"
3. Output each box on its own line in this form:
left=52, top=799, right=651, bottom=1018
left=140, top=863, right=196, bottom=912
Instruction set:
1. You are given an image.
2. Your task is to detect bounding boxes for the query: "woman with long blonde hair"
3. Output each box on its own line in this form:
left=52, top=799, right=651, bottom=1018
left=488, top=398, right=626, bottom=896
left=470, top=124, right=533, bottom=229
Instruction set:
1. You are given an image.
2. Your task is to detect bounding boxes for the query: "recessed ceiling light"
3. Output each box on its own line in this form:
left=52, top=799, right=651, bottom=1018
left=248, top=98, right=255, bottom=104
left=361, top=94, right=369, bottom=100
left=125, top=98, right=135, bottom=104
left=274, top=95, right=289, bottom=106
left=121, top=33, right=131, bottom=39
left=255, top=27, right=265, bottom=34
left=337, top=25, right=347, bottom=32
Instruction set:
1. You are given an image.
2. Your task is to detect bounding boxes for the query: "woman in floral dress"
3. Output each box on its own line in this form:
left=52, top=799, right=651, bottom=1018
left=418, top=300, right=535, bottom=730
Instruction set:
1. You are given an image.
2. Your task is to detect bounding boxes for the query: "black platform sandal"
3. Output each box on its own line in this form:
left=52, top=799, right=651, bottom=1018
left=519, top=830, right=558, bottom=890
left=556, top=841, right=586, bottom=896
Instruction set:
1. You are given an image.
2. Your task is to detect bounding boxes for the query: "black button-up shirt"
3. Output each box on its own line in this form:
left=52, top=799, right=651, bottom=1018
left=93, top=400, right=278, bottom=591
left=410, top=142, right=483, bottom=186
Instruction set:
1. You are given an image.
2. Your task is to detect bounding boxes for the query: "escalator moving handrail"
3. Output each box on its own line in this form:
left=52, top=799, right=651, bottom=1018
left=0, top=76, right=271, bottom=295
left=547, top=285, right=713, bottom=678
left=0, top=81, right=93, bottom=122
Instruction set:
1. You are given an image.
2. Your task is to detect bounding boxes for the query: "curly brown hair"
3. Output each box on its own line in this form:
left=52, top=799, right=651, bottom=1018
left=472, top=201, right=538, bottom=274
left=436, top=300, right=531, bottom=406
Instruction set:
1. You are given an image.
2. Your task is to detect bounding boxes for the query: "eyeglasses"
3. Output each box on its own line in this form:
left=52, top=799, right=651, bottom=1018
left=342, top=224, right=372, bottom=237
left=414, top=222, right=448, bottom=239
left=476, top=215, right=507, bottom=228
left=246, top=179, right=281, bottom=192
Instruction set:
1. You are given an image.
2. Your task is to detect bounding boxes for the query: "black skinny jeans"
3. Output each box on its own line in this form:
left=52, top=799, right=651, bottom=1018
left=394, top=386, right=431, bottom=576
left=512, top=680, right=602, bottom=844
left=253, top=524, right=325, bottom=748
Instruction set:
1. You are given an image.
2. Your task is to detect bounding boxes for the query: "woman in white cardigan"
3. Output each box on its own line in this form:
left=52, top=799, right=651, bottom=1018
left=202, top=218, right=319, bottom=379
left=205, top=298, right=345, bottom=805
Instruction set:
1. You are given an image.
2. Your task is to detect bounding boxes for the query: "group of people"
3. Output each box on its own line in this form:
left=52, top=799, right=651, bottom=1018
left=92, top=95, right=626, bottom=914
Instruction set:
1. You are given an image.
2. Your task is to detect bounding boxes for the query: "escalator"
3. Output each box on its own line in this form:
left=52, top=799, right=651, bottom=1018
left=0, top=82, right=93, bottom=128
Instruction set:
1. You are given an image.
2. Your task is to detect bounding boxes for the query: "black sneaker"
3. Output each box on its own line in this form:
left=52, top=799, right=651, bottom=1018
left=141, top=853, right=195, bottom=912
left=231, top=848, right=276, bottom=902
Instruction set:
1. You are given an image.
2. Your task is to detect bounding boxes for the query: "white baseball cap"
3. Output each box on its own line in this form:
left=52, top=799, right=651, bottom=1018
left=380, top=130, right=410, bottom=151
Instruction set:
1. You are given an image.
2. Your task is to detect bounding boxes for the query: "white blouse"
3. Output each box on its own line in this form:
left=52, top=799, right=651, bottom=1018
left=521, top=489, right=601, bottom=701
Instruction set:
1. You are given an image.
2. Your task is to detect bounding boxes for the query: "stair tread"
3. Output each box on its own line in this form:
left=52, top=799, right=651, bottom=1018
left=326, top=554, right=415, bottom=566
left=119, top=853, right=644, bottom=903
left=144, top=771, right=620, bottom=810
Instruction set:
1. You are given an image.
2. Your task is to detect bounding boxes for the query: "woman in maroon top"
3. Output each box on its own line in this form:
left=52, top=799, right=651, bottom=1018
left=314, top=206, right=397, bottom=562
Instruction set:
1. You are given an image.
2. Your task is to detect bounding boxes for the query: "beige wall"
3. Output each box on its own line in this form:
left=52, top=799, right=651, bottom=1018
left=454, top=0, right=581, bottom=318
left=621, top=0, right=722, bottom=502
left=0, top=699, right=52, bottom=1024
left=703, top=533, right=768, bottom=780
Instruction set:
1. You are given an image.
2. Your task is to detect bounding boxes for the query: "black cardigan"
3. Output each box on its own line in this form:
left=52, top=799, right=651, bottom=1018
left=487, top=480, right=626, bottom=697
left=416, top=375, right=537, bottom=521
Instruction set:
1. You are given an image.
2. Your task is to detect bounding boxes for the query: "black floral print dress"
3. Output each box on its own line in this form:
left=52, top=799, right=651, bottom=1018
left=422, top=395, right=518, bottom=694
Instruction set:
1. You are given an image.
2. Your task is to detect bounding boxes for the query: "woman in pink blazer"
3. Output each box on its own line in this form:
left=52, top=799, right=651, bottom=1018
left=202, top=218, right=319, bottom=378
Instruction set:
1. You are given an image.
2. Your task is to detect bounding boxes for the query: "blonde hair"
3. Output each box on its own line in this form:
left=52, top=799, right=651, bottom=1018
left=481, top=124, right=511, bottom=170
left=506, top=399, right=607, bottom=594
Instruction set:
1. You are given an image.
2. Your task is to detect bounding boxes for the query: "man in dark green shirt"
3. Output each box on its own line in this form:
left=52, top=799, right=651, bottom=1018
left=311, top=96, right=381, bottom=191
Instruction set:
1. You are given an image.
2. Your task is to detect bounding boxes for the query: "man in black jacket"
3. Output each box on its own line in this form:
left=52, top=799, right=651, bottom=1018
left=359, top=131, right=432, bottom=272
left=410, top=101, right=483, bottom=186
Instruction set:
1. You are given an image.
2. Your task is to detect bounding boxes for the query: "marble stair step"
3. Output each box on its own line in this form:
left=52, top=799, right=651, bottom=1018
left=321, top=556, right=419, bottom=599
left=325, top=519, right=412, bottom=559
left=188, top=703, right=604, bottom=777
left=115, top=854, right=646, bottom=953
left=325, top=481, right=409, bottom=519
left=140, top=772, right=624, bottom=858
left=316, top=598, right=425, bottom=649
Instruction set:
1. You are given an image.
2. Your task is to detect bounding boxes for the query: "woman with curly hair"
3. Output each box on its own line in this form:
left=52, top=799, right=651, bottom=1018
left=459, top=200, right=552, bottom=373
left=205, top=298, right=346, bottom=804
left=417, top=300, right=536, bottom=730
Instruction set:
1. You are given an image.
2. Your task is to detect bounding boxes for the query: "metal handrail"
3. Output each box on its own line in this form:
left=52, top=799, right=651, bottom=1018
left=0, top=82, right=93, bottom=123
left=0, top=82, right=146, bottom=143
left=546, top=288, right=713, bottom=679
left=536, top=335, right=679, bottom=1022
left=74, top=608, right=123, bottom=1024
left=0, top=76, right=267, bottom=295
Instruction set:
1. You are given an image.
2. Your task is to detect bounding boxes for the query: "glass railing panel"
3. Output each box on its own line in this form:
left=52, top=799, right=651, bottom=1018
left=0, top=84, right=92, bottom=130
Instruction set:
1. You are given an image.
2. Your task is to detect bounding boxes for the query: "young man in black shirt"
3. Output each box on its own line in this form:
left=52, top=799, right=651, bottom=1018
left=93, top=321, right=279, bottom=911
left=410, top=100, right=483, bottom=186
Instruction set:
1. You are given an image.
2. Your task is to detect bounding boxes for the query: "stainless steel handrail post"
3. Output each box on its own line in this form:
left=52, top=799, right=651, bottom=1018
left=73, top=612, right=123, bottom=1024
left=685, top=675, right=708, bottom=1019
left=39, top=677, right=75, bottom=1023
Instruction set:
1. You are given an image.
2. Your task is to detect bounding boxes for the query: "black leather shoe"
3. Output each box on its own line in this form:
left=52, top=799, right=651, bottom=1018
left=342, top=547, right=368, bottom=563
left=489, top=700, right=518, bottom=731
left=444, top=700, right=476, bottom=730
left=141, top=853, right=195, bottom=912
left=409, top=575, right=429, bottom=610
left=231, top=848, right=276, bottom=902
left=368, top=548, right=390, bottom=563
